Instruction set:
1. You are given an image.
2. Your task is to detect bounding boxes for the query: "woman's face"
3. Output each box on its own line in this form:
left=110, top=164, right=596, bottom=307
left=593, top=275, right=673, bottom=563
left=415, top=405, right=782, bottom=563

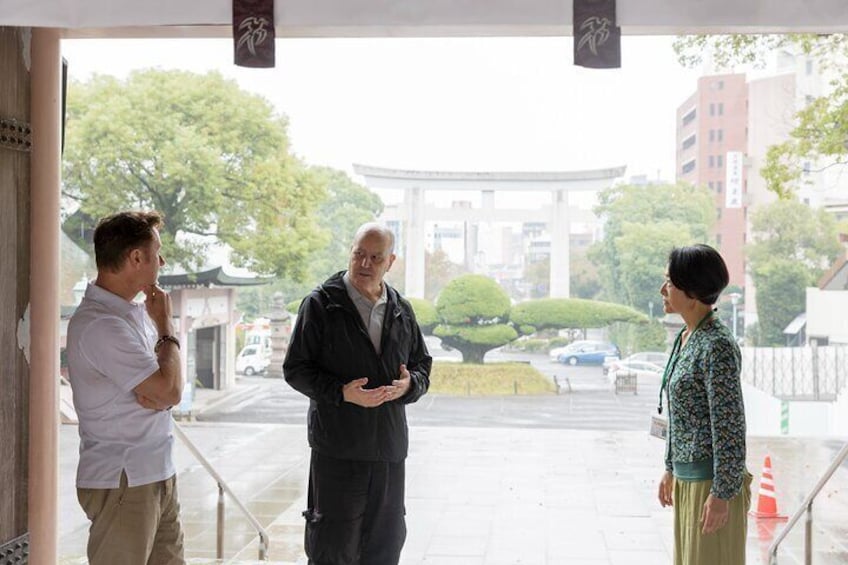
left=660, top=269, right=689, bottom=314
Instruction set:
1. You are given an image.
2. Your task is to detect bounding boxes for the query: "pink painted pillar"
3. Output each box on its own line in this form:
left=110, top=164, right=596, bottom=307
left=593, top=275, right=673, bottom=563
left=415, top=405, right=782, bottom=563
left=29, top=27, right=61, bottom=565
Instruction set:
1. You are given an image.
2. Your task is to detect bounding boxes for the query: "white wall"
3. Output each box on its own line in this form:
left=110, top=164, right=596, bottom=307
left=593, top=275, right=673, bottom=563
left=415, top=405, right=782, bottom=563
left=744, top=383, right=848, bottom=437
left=806, top=287, right=848, bottom=343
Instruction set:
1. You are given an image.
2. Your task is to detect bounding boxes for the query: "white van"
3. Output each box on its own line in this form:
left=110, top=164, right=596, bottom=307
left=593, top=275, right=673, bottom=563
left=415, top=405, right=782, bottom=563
left=235, top=345, right=270, bottom=376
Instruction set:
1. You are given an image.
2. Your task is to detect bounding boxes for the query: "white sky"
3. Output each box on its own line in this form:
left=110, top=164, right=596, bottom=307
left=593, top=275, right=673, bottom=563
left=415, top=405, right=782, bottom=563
left=61, top=36, right=702, bottom=198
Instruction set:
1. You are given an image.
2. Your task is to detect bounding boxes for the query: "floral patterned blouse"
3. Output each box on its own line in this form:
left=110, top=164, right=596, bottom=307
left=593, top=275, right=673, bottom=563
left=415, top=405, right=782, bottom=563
left=663, top=314, right=746, bottom=500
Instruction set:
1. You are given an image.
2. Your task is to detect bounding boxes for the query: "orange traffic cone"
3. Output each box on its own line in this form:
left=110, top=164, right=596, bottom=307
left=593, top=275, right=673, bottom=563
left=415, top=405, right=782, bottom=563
left=749, top=455, right=788, bottom=520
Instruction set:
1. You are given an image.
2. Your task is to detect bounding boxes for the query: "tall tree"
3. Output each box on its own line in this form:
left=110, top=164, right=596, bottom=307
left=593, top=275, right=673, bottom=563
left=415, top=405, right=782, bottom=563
left=63, top=69, right=325, bottom=279
left=747, top=199, right=841, bottom=344
left=673, top=34, right=848, bottom=197
left=589, top=182, right=715, bottom=313
left=424, top=249, right=467, bottom=300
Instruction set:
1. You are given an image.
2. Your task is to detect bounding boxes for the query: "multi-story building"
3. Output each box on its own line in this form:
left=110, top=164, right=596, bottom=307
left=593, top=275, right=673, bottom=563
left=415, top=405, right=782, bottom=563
left=675, top=52, right=847, bottom=327
left=675, top=74, right=748, bottom=289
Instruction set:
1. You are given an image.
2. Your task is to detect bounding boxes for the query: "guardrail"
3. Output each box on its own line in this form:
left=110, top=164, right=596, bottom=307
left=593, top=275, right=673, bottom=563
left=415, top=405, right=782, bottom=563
left=768, top=442, right=848, bottom=564
left=172, top=422, right=269, bottom=561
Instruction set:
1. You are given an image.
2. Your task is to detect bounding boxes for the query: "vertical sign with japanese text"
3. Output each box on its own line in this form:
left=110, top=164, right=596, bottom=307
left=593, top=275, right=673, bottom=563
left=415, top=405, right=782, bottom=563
left=725, top=151, right=743, bottom=208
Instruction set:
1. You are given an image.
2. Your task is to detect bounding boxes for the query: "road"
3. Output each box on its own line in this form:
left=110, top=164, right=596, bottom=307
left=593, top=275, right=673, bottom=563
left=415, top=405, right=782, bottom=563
left=198, top=345, right=662, bottom=431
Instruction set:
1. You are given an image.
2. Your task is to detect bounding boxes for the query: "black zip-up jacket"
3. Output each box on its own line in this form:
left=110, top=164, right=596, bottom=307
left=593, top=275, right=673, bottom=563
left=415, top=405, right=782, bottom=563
left=283, top=271, right=432, bottom=462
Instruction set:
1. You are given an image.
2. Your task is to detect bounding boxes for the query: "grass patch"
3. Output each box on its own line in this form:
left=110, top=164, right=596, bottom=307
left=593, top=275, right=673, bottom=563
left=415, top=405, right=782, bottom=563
left=429, top=361, right=556, bottom=395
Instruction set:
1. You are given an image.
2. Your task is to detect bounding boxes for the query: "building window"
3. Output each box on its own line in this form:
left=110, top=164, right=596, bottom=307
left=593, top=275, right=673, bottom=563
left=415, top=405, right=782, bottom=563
left=708, top=155, right=715, bottom=168
left=709, top=129, right=715, bottom=142
left=717, top=154, right=724, bottom=167
left=716, top=207, right=723, bottom=219
left=710, top=103, right=715, bottom=116
left=716, top=181, right=723, bottom=193
left=718, top=103, right=724, bottom=116
left=806, top=60, right=814, bottom=75
left=718, top=80, right=724, bottom=90
left=717, top=129, right=723, bottom=142
left=682, top=160, right=696, bottom=175
left=682, top=134, right=696, bottom=150
left=708, top=181, right=714, bottom=190
left=682, top=108, right=697, bottom=126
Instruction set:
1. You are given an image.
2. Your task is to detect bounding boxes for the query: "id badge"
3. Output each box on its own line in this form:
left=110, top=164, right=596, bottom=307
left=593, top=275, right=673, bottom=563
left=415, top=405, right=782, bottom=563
left=649, top=415, right=668, bottom=440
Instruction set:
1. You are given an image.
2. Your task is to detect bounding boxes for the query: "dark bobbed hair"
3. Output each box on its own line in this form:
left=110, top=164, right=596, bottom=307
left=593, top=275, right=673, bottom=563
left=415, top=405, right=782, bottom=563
left=93, top=210, right=163, bottom=273
left=667, top=243, right=729, bottom=305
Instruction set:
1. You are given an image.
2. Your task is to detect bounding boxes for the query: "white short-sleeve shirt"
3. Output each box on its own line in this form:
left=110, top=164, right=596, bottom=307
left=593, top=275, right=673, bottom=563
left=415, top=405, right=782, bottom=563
left=66, top=282, right=175, bottom=488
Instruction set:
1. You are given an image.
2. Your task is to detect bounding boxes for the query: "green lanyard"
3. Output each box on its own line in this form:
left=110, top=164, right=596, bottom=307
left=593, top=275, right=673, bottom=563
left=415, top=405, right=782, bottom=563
left=657, top=310, right=714, bottom=415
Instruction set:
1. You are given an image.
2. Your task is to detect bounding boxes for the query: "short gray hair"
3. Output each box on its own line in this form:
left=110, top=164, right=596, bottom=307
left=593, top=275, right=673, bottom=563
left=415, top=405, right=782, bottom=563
left=352, top=222, right=395, bottom=254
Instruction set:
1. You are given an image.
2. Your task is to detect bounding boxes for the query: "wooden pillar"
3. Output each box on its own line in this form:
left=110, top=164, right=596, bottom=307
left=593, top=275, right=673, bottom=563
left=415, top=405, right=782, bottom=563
left=0, top=25, right=32, bottom=556
left=29, top=27, right=61, bottom=565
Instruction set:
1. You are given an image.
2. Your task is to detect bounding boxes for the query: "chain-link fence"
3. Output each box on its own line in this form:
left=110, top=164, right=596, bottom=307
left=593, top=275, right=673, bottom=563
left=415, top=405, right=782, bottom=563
left=741, top=345, right=848, bottom=400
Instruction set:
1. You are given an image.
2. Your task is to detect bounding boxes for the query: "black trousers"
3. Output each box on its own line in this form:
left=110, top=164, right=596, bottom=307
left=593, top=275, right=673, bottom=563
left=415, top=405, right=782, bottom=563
left=303, top=450, right=407, bottom=565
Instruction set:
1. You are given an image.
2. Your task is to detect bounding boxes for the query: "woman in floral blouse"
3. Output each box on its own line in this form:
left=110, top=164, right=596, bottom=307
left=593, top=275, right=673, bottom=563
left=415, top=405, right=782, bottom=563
left=656, top=244, right=751, bottom=565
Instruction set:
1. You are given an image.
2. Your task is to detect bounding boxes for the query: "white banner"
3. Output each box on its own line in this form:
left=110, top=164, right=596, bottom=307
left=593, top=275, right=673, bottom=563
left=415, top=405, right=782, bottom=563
left=725, top=151, right=743, bottom=209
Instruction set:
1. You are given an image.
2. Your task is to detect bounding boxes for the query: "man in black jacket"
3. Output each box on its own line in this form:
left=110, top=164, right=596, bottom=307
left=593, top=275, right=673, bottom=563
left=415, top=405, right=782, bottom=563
left=283, top=222, right=432, bottom=565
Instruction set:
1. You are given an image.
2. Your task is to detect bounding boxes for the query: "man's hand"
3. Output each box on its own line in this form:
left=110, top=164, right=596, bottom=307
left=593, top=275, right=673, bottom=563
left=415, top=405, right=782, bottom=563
left=136, top=392, right=171, bottom=411
left=343, top=378, right=389, bottom=408
left=143, top=284, right=174, bottom=336
left=658, top=470, right=674, bottom=508
left=386, top=364, right=412, bottom=402
left=700, top=493, right=730, bottom=534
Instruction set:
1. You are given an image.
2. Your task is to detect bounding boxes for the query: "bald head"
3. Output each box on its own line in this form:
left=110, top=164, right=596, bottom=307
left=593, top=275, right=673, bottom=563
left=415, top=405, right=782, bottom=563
left=352, top=222, right=395, bottom=254
left=348, top=222, right=397, bottom=300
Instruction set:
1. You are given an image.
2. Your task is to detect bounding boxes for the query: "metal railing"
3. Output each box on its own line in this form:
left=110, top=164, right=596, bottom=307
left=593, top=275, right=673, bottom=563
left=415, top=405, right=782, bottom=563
left=172, top=422, right=270, bottom=561
left=741, top=344, right=848, bottom=401
left=768, top=442, right=848, bottom=564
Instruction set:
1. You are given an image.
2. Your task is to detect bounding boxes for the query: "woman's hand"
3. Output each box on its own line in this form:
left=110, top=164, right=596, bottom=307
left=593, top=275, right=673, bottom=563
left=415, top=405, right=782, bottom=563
left=700, top=494, right=730, bottom=534
left=658, top=470, right=674, bottom=507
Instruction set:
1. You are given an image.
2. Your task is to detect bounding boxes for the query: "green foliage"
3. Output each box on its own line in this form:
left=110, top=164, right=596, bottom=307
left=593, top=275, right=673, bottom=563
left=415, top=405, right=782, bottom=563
left=434, top=324, right=519, bottom=364
left=432, top=274, right=515, bottom=362
left=270, top=167, right=385, bottom=303
left=510, top=298, right=648, bottom=331
left=430, top=361, right=556, bottom=395
left=674, top=34, right=848, bottom=197
left=407, top=297, right=438, bottom=334
left=286, top=298, right=304, bottom=314
left=589, top=183, right=714, bottom=313
left=747, top=199, right=841, bottom=273
left=435, top=274, right=511, bottom=325
left=608, top=320, right=669, bottom=356
left=425, top=249, right=468, bottom=300
left=63, top=69, right=325, bottom=278
left=752, top=260, right=808, bottom=345
left=746, top=199, right=841, bottom=345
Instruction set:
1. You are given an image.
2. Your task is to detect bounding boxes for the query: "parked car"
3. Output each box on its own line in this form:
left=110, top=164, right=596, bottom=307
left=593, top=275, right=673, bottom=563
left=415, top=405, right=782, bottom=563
left=553, top=341, right=620, bottom=366
left=235, top=345, right=270, bottom=376
left=603, top=351, right=669, bottom=375
left=606, top=358, right=664, bottom=380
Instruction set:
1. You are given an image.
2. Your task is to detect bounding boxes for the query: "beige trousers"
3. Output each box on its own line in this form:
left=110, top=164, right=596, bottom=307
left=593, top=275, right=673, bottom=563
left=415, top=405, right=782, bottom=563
left=77, top=471, right=185, bottom=565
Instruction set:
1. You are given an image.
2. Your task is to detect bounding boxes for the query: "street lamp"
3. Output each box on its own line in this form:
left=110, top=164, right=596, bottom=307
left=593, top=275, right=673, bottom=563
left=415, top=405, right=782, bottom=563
left=729, top=292, right=742, bottom=339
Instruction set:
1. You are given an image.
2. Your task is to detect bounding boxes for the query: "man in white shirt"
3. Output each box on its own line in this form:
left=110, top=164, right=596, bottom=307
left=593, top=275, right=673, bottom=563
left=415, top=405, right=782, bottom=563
left=67, top=210, right=185, bottom=565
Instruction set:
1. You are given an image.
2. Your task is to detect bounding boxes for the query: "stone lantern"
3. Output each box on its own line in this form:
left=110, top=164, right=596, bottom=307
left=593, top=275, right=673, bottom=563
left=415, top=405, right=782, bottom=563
left=265, top=292, right=290, bottom=378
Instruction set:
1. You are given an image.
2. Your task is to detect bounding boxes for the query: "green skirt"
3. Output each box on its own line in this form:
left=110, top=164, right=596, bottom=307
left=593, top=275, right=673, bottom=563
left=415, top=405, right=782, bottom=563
left=673, top=472, right=752, bottom=565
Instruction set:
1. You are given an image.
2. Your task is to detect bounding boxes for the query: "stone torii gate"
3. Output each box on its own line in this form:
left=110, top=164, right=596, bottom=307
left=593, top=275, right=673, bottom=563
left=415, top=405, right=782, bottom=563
left=353, top=163, right=625, bottom=298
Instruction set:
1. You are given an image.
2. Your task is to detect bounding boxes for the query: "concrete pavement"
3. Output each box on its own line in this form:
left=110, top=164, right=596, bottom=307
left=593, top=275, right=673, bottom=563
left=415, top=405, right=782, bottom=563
left=60, top=384, right=848, bottom=565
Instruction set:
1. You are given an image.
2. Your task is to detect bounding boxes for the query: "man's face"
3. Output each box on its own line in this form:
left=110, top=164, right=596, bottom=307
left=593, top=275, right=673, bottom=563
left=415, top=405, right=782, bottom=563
left=140, top=228, right=165, bottom=287
left=348, top=231, right=395, bottom=294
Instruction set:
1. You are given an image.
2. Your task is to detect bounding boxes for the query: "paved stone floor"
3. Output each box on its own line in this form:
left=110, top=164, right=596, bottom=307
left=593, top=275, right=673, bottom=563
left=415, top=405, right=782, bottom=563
left=60, top=420, right=848, bottom=564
